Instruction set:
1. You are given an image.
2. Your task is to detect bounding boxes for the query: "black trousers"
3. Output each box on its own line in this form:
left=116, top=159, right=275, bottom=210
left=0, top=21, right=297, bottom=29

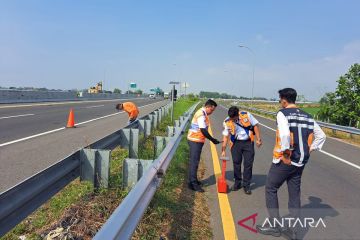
left=188, top=140, right=204, bottom=184
left=230, top=140, right=255, bottom=187
left=265, top=161, right=305, bottom=220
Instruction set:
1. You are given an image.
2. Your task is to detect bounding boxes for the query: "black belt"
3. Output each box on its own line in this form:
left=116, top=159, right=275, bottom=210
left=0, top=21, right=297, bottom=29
left=234, top=138, right=251, bottom=142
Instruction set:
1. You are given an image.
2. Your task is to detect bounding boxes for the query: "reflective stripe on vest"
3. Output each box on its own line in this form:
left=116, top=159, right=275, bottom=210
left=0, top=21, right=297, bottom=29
left=224, top=112, right=254, bottom=148
left=187, top=108, right=209, bottom=143
left=273, top=108, right=314, bottom=165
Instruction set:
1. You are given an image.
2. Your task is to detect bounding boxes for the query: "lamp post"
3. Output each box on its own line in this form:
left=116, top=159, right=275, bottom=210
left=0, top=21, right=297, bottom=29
left=238, top=45, right=256, bottom=107
left=169, top=81, right=180, bottom=124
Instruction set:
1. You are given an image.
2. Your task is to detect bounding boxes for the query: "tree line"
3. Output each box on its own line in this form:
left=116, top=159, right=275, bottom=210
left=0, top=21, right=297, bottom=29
left=199, top=91, right=267, bottom=100
left=318, top=63, right=359, bottom=128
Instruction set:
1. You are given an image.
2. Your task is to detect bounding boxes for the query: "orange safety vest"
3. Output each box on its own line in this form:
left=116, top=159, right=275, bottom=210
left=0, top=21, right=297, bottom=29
left=224, top=112, right=254, bottom=148
left=122, top=102, right=139, bottom=119
left=187, top=108, right=210, bottom=143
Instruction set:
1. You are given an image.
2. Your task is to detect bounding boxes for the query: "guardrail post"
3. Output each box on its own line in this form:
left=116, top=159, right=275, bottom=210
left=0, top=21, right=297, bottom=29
left=179, top=116, right=186, bottom=124
left=145, top=119, right=152, bottom=137
left=123, top=159, right=153, bottom=188
left=154, top=136, right=171, bottom=158
left=157, top=109, right=162, bottom=124
left=130, top=128, right=139, bottom=158
left=138, top=120, right=146, bottom=136
left=151, top=112, right=158, bottom=129
left=174, top=120, right=180, bottom=127
left=119, top=129, right=130, bottom=151
left=80, top=149, right=110, bottom=188
left=167, top=126, right=175, bottom=137
left=161, top=107, right=165, bottom=118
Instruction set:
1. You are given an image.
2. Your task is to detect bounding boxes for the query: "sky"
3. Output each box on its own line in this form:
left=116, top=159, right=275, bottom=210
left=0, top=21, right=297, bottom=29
left=0, top=0, right=359, bottom=101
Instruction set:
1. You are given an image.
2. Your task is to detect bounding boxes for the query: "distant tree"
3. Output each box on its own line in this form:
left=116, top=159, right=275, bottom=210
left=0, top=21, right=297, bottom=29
left=113, top=88, right=121, bottom=94
left=318, top=63, right=360, bottom=126
left=186, top=93, right=198, bottom=101
left=253, top=97, right=268, bottom=100
left=135, top=89, right=143, bottom=95
left=297, top=95, right=307, bottom=102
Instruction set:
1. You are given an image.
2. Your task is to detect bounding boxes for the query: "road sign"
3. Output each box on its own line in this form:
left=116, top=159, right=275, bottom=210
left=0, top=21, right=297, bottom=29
left=130, top=83, right=137, bottom=88
left=182, top=82, right=190, bottom=88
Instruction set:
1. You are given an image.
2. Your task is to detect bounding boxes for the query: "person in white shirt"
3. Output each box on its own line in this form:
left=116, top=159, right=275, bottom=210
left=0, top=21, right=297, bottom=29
left=221, top=106, right=262, bottom=194
left=257, top=88, right=326, bottom=239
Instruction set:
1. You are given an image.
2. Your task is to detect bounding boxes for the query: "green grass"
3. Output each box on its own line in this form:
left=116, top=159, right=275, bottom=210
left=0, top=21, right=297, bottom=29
left=133, top=98, right=212, bottom=240
left=301, top=107, right=320, bottom=116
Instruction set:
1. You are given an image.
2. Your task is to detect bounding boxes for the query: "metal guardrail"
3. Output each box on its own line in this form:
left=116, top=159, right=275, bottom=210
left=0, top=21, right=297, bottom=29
left=0, top=102, right=172, bottom=237
left=235, top=105, right=360, bottom=135
left=93, top=103, right=199, bottom=240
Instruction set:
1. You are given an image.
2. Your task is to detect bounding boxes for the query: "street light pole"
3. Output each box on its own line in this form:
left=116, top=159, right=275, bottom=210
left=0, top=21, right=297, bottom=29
left=238, top=45, right=256, bottom=108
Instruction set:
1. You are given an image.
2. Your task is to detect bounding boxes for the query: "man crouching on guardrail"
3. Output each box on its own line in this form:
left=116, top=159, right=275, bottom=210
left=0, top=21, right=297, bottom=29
left=187, top=99, right=221, bottom=192
left=256, top=88, right=326, bottom=239
left=115, top=102, right=139, bottom=124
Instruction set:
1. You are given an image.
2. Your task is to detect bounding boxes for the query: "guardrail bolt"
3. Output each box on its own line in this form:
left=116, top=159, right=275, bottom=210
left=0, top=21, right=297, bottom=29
left=157, top=169, right=164, bottom=178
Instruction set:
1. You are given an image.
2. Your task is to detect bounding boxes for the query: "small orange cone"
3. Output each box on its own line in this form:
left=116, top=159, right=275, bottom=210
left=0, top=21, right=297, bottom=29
left=66, top=108, right=75, bottom=128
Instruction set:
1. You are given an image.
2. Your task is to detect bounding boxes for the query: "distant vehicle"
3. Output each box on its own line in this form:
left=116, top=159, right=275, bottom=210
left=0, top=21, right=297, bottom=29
left=164, top=92, right=169, bottom=99
left=149, top=94, right=156, bottom=99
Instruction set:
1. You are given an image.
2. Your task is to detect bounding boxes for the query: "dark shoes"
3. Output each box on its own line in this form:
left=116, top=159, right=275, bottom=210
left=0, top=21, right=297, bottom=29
left=281, top=227, right=298, bottom=240
left=232, top=182, right=251, bottom=194
left=256, top=224, right=281, bottom=237
left=188, top=182, right=204, bottom=192
left=257, top=224, right=298, bottom=240
left=231, top=181, right=242, bottom=191
left=243, top=186, right=252, bottom=195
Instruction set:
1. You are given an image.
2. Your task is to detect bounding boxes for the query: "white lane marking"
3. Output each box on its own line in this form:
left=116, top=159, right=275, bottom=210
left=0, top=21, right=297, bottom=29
left=220, top=104, right=360, bottom=171
left=319, top=150, right=360, bottom=170
left=0, top=113, right=35, bottom=120
left=258, top=122, right=276, bottom=131
left=0, top=127, right=65, bottom=147
left=258, top=116, right=360, bottom=171
left=0, top=98, right=147, bottom=109
left=0, top=101, right=166, bottom=147
left=75, top=112, right=121, bottom=126
left=85, top=105, right=105, bottom=109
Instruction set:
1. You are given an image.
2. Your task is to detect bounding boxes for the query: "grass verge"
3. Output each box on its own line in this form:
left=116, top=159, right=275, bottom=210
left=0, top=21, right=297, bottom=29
left=133, top=99, right=213, bottom=240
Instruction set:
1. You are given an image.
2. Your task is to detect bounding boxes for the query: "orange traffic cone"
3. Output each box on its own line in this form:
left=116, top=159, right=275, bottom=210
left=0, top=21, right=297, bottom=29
left=217, top=156, right=229, bottom=193
left=66, top=108, right=75, bottom=128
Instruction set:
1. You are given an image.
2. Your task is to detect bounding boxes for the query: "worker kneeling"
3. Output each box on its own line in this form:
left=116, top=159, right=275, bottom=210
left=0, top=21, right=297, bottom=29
left=115, top=102, right=139, bottom=125
left=221, top=106, right=262, bottom=195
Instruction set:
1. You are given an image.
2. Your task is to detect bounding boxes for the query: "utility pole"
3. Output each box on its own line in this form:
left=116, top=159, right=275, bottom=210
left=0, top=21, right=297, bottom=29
left=169, top=81, right=180, bottom=124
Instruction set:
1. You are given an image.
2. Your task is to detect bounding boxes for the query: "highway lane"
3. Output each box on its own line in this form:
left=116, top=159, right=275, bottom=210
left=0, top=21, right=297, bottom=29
left=0, top=99, right=168, bottom=192
left=202, top=105, right=360, bottom=240
left=0, top=98, right=161, bottom=144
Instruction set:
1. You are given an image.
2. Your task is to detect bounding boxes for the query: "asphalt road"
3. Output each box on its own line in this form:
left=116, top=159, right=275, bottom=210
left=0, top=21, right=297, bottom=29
left=201, top=105, right=360, bottom=240
left=0, top=98, right=161, bottom=144
left=0, top=98, right=167, bottom=192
